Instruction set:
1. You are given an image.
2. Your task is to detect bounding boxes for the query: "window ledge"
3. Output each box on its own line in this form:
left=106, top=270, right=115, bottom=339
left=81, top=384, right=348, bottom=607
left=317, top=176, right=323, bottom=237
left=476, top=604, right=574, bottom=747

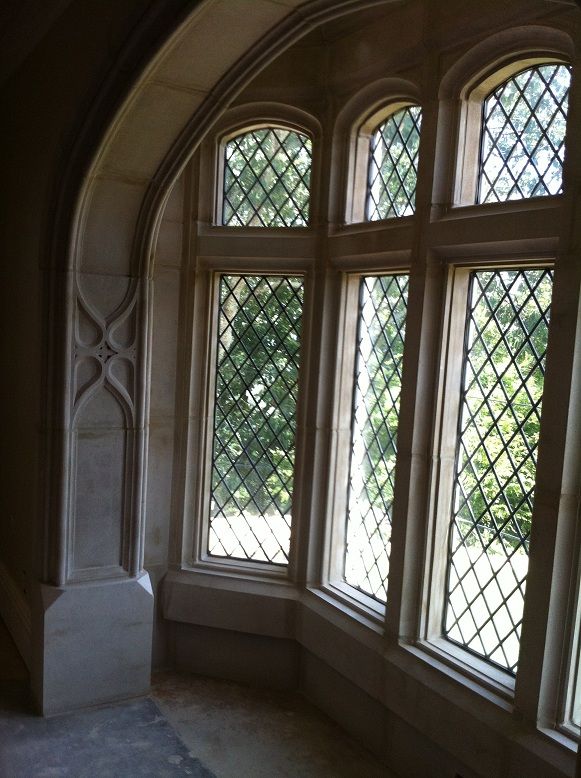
left=331, top=214, right=415, bottom=237
left=557, top=720, right=580, bottom=744
left=411, top=637, right=515, bottom=704
left=199, top=224, right=313, bottom=238
left=536, top=726, right=577, bottom=755
left=162, top=568, right=299, bottom=639
left=435, top=194, right=563, bottom=222
left=188, top=556, right=290, bottom=582
left=386, top=641, right=576, bottom=775
left=318, top=580, right=385, bottom=626
left=167, top=566, right=299, bottom=598
left=163, top=569, right=386, bottom=645
left=161, top=569, right=576, bottom=775
left=301, top=596, right=575, bottom=775
left=305, top=585, right=385, bottom=642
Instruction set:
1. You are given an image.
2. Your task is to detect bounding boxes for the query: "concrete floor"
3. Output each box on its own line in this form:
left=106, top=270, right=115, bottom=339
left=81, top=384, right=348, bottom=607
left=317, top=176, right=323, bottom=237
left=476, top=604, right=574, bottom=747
left=153, top=671, right=390, bottom=778
left=0, top=620, right=391, bottom=777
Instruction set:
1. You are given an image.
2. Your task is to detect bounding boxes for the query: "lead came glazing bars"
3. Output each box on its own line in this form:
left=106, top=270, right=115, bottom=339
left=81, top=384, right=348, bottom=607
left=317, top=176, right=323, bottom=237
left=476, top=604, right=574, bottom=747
left=366, top=106, right=422, bottom=221
left=222, top=128, right=312, bottom=227
left=344, top=275, right=409, bottom=603
left=204, top=42, right=574, bottom=743
left=208, top=275, right=304, bottom=564
left=444, top=268, right=553, bottom=673
left=478, top=64, right=571, bottom=203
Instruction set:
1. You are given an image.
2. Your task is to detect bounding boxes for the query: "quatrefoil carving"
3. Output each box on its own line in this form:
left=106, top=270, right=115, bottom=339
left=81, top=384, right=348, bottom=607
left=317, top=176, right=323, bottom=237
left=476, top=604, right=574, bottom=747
left=95, top=341, right=116, bottom=363
left=73, top=280, right=139, bottom=416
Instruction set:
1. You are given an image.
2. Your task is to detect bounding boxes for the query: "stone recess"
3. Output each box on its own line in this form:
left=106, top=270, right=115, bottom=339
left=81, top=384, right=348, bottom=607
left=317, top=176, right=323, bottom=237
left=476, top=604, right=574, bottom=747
left=2, top=1, right=579, bottom=777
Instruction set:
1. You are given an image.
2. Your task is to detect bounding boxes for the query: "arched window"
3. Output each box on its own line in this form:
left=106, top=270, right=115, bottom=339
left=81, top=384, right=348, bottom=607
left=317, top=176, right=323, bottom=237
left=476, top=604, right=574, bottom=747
left=426, top=59, right=571, bottom=674
left=477, top=64, right=571, bottom=203
left=187, top=114, right=317, bottom=572
left=366, top=106, right=422, bottom=220
left=221, top=126, right=312, bottom=227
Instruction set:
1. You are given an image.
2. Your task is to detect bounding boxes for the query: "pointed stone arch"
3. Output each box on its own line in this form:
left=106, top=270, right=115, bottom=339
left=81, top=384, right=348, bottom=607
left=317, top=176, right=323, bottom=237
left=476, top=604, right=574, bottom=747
left=37, top=0, right=396, bottom=716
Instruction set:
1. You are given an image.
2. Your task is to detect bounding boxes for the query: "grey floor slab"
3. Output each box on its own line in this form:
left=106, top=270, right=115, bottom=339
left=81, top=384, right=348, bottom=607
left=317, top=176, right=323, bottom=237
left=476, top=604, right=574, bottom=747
left=153, top=671, right=391, bottom=778
left=0, top=689, right=215, bottom=778
left=0, top=620, right=390, bottom=777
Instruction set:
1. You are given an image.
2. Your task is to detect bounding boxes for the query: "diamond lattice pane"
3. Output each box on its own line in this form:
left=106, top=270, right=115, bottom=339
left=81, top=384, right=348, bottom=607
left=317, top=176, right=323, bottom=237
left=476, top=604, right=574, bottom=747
left=366, top=106, right=422, bottom=221
left=222, top=128, right=312, bottom=227
left=478, top=64, right=571, bottom=203
left=444, top=268, right=553, bottom=673
left=208, top=275, right=304, bottom=565
left=344, top=275, right=409, bottom=603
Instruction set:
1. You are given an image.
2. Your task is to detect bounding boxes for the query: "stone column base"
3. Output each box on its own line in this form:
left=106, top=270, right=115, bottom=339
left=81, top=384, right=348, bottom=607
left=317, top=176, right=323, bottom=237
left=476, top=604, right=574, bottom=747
left=31, top=572, right=154, bottom=716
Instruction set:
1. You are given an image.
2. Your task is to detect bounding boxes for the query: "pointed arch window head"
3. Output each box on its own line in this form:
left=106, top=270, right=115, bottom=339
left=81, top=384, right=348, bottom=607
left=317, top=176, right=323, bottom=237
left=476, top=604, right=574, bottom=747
left=366, top=105, right=422, bottom=221
left=477, top=63, right=571, bottom=203
left=222, top=127, right=312, bottom=227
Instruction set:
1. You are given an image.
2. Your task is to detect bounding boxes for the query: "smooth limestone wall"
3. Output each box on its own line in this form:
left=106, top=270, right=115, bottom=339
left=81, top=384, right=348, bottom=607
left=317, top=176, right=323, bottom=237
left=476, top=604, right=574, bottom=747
left=145, top=175, right=186, bottom=668
left=0, top=0, right=164, bottom=667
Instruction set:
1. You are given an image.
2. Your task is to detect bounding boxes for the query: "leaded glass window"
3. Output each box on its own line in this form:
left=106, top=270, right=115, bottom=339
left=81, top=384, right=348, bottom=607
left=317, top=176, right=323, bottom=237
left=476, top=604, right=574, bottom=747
left=222, top=127, right=312, bottom=227
left=366, top=106, right=422, bottom=221
left=208, top=274, right=304, bottom=565
left=478, top=64, right=571, bottom=203
left=444, top=268, right=553, bottom=673
left=344, top=275, right=409, bottom=603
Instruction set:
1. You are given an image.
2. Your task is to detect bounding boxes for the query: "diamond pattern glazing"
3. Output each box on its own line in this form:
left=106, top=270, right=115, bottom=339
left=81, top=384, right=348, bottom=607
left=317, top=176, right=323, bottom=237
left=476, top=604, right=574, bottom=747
left=366, top=106, right=422, bottom=220
left=208, top=275, right=304, bottom=564
left=478, top=64, right=571, bottom=203
left=222, top=128, right=312, bottom=227
left=444, top=268, right=553, bottom=673
left=344, top=275, right=409, bottom=603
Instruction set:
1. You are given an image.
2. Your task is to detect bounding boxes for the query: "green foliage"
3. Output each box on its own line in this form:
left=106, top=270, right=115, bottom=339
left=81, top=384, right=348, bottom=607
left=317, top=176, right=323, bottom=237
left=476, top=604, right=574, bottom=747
left=344, top=274, right=409, bottom=602
left=211, top=275, right=303, bottom=518
left=453, top=269, right=553, bottom=553
left=479, top=64, right=571, bottom=202
left=223, top=128, right=312, bottom=227
left=209, top=263, right=552, bottom=594
left=350, top=275, right=408, bottom=510
left=368, top=106, right=422, bottom=220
